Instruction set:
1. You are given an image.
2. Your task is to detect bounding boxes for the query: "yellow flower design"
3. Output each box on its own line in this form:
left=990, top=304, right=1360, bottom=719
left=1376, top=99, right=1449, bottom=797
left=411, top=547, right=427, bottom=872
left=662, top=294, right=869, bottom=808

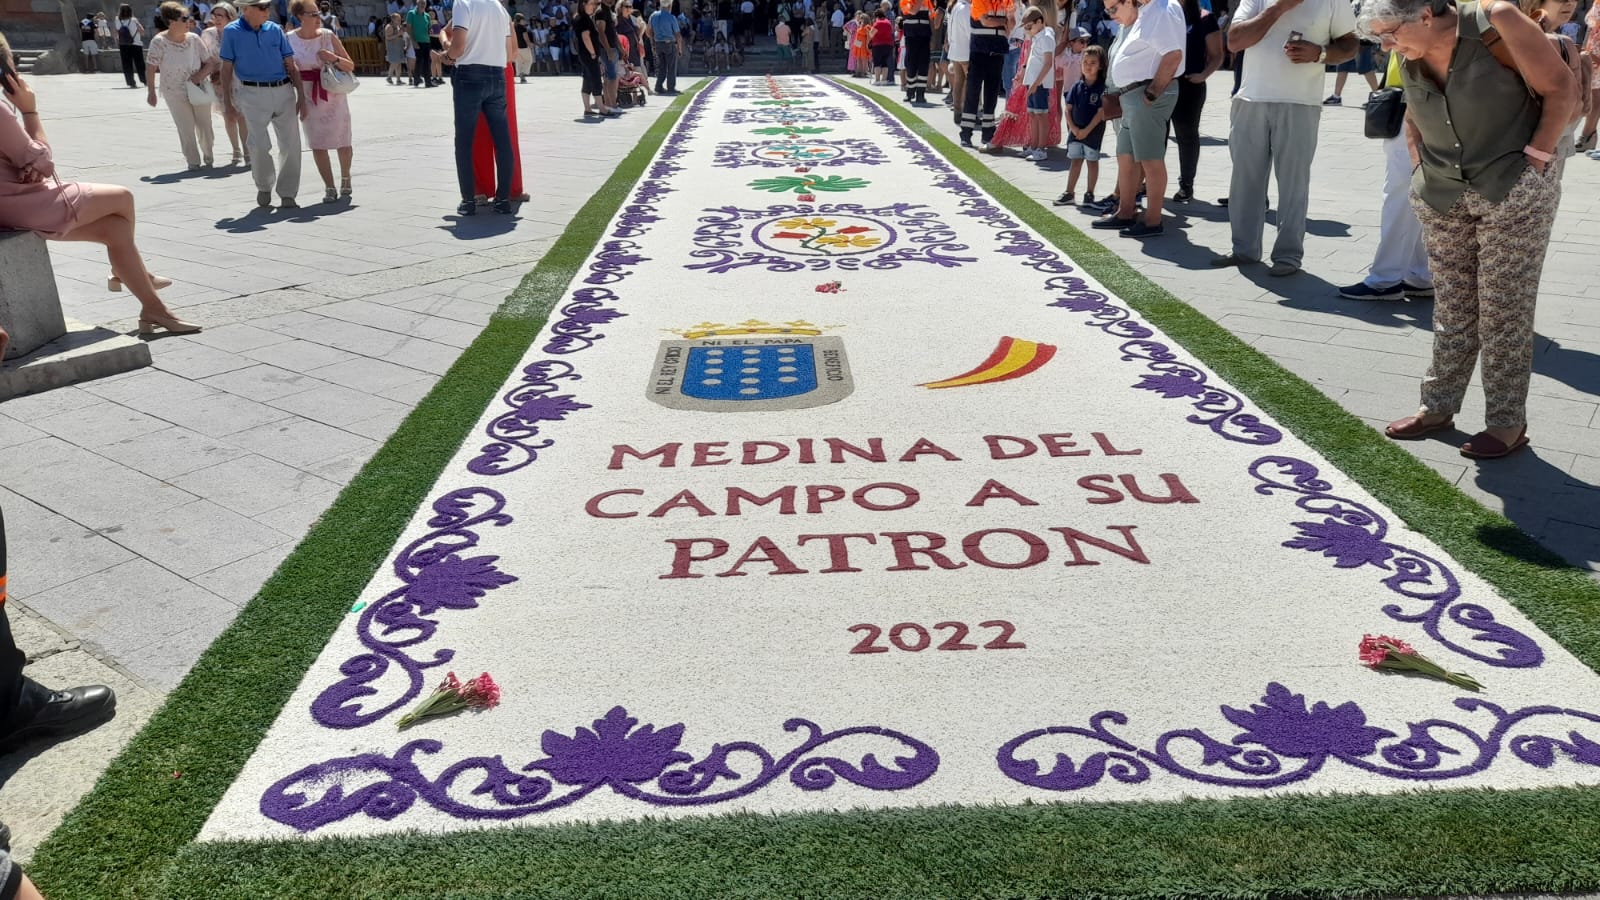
left=775, top=217, right=838, bottom=230
left=814, top=234, right=883, bottom=249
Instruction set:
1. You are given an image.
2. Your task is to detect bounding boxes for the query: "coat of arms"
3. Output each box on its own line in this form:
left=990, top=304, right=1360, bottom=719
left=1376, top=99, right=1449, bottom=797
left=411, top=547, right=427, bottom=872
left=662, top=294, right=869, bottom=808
left=648, top=320, right=852, bottom=412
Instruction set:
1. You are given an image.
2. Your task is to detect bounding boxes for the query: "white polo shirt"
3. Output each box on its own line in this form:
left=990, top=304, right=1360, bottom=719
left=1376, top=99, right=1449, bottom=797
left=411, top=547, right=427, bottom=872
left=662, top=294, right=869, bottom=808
left=1108, top=0, right=1185, bottom=88
left=947, top=0, right=971, bottom=62
left=1232, top=0, right=1356, bottom=105
left=450, top=0, right=512, bottom=66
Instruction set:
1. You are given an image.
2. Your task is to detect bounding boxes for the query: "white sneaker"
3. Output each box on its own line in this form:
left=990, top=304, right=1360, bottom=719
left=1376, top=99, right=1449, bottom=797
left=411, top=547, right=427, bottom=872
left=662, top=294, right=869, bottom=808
left=1029, top=149, right=1047, bottom=161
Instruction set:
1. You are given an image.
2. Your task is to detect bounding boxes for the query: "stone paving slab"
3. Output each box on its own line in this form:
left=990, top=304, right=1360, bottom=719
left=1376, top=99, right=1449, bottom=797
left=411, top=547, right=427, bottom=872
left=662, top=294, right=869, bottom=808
left=851, top=76, right=1600, bottom=573
left=0, top=72, right=681, bottom=860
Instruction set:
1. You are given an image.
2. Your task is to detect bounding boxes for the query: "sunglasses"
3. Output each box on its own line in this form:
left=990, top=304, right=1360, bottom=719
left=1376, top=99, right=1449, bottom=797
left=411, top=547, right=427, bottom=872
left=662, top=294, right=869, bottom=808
left=179, top=15, right=193, bottom=20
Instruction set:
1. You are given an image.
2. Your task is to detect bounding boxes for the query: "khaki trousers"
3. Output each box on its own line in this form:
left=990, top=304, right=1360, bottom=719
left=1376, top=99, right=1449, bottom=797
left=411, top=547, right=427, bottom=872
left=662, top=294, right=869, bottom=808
left=234, top=82, right=302, bottom=200
left=162, top=91, right=215, bottom=167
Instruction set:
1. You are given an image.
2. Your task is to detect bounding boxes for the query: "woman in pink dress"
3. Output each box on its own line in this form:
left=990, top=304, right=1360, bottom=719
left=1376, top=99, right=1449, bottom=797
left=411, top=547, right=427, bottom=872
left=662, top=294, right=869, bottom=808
left=0, top=38, right=198, bottom=337
left=287, top=0, right=356, bottom=204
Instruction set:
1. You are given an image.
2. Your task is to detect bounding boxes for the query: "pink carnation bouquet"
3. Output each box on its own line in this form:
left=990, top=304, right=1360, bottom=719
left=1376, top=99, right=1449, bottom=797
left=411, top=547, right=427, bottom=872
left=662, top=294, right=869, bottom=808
left=396, top=671, right=501, bottom=729
left=1359, top=635, right=1483, bottom=692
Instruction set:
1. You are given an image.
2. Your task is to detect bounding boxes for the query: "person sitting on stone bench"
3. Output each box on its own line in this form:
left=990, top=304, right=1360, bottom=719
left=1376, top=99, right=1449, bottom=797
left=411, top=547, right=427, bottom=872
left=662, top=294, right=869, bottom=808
left=0, top=33, right=201, bottom=337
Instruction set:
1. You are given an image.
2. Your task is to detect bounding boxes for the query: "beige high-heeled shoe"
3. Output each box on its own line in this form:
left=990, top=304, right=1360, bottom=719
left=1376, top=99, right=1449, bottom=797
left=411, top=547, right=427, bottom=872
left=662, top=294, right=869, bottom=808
left=138, top=314, right=202, bottom=335
left=109, top=274, right=174, bottom=292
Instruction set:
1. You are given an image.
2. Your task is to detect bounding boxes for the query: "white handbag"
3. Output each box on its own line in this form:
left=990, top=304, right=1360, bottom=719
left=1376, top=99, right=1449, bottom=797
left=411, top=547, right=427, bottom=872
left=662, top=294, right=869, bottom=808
left=186, top=77, right=215, bottom=106
left=321, top=33, right=359, bottom=94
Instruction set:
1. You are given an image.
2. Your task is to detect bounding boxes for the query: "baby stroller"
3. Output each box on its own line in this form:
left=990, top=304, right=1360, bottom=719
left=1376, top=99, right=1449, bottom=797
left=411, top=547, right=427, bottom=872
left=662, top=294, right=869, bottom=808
left=617, top=63, right=648, bottom=107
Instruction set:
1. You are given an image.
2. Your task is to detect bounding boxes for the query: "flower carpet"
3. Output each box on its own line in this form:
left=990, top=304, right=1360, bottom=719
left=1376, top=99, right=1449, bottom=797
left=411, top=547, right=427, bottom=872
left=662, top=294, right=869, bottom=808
left=31, top=78, right=1600, bottom=899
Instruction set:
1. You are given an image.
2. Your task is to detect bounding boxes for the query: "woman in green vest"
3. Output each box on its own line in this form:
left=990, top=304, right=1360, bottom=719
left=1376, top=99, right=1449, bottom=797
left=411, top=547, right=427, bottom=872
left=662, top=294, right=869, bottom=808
left=1364, top=0, right=1578, bottom=459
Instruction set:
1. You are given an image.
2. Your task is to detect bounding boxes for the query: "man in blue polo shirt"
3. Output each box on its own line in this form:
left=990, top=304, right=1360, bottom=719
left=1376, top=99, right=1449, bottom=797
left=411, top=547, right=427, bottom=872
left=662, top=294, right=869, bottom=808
left=220, top=0, right=308, bottom=210
left=648, top=0, right=681, bottom=94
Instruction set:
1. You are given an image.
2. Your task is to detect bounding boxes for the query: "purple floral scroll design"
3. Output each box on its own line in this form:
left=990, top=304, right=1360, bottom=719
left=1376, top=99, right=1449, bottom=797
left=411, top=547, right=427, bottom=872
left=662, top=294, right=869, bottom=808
left=1115, top=341, right=1283, bottom=445
left=544, top=288, right=626, bottom=355
left=728, top=90, right=829, bottom=99
left=711, top=139, right=890, bottom=169
left=466, top=361, right=590, bottom=477
left=998, top=682, right=1600, bottom=792
left=311, top=489, right=517, bottom=730
left=262, top=706, right=939, bottom=832
left=722, top=106, right=849, bottom=124
left=686, top=203, right=975, bottom=274
left=1250, top=455, right=1543, bottom=668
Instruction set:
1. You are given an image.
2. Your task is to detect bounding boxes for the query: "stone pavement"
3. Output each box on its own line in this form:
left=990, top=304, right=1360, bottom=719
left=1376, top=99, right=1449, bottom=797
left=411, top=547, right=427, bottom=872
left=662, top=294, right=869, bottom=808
left=1, top=68, right=1596, bottom=864
left=0, top=72, right=678, bottom=861
left=853, top=76, right=1600, bottom=573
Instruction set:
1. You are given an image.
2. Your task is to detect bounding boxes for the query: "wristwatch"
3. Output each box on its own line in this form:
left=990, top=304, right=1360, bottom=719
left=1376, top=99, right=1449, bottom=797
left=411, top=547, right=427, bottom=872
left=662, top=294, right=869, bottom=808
left=1144, top=87, right=1157, bottom=101
left=1316, top=46, right=1327, bottom=63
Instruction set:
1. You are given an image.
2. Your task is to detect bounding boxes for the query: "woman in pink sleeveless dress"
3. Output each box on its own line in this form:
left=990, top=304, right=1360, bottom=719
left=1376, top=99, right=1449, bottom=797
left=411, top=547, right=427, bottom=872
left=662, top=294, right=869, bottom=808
left=287, top=0, right=356, bottom=204
left=0, top=37, right=198, bottom=338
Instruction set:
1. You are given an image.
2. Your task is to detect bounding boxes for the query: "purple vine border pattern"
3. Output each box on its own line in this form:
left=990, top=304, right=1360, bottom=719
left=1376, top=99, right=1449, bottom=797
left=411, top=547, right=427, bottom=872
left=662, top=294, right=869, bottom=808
left=1250, top=456, right=1542, bottom=668
left=818, top=78, right=1282, bottom=447
left=466, top=361, right=591, bottom=477
left=722, top=106, right=849, bottom=124
left=686, top=202, right=976, bottom=274
left=998, top=681, right=1600, bottom=791
left=310, top=488, right=518, bottom=730
left=264, top=707, right=939, bottom=832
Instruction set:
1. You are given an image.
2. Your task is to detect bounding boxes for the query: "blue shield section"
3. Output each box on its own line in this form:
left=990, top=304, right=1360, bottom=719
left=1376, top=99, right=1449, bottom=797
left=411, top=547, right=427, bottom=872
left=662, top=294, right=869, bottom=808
left=682, top=344, right=818, bottom=402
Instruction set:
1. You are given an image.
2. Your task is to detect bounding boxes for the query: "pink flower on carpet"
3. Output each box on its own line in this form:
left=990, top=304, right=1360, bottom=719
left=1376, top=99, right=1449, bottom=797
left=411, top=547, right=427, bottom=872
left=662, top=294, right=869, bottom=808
left=797, top=193, right=817, bottom=202
left=461, top=672, right=501, bottom=710
left=815, top=280, right=843, bottom=293
left=397, top=669, right=504, bottom=728
left=1357, top=634, right=1482, bottom=691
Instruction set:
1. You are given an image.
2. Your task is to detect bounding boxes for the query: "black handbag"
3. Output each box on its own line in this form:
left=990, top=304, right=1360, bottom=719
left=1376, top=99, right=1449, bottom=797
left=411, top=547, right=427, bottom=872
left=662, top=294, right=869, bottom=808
left=1364, top=87, right=1405, bottom=139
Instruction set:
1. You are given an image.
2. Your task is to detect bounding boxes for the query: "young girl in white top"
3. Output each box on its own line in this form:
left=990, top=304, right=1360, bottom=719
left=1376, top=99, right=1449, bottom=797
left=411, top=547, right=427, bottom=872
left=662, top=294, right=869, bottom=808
left=1020, top=6, right=1054, bottom=161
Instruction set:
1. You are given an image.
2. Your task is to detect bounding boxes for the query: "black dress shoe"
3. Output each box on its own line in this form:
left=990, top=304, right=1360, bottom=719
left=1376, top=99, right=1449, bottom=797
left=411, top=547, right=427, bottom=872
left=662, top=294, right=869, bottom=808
left=0, top=821, right=10, bottom=852
left=492, top=199, right=513, bottom=215
left=0, top=685, right=116, bottom=753
left=456, top=201, right=478, bottom=217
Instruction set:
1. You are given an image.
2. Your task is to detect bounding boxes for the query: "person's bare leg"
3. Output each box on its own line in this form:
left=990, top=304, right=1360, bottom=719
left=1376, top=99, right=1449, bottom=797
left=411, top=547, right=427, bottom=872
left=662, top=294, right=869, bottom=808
left=1583, top=87, right=1599, bottom=144
left=337, top=146, right=352, bottom=182
left=1363, top=71, right=1379, bottom=92
left=1141, top=159, right=1167, bottom=226
left=1086, top=159, right=1099, bottom=194
left=1332, top=70, right=1347, bottom=98
left=312, top=148, right=335, bottom=192
left=1114, top=154, right=1138, bottom=219
left=52, top=187, right=174, bottom=319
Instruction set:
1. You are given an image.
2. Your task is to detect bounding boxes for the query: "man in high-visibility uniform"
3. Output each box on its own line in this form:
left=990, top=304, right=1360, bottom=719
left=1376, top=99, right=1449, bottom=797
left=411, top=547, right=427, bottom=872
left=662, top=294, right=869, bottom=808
left=959, top=0, right=1009, bottom=147
left=900, top=0, right=934, bottom=103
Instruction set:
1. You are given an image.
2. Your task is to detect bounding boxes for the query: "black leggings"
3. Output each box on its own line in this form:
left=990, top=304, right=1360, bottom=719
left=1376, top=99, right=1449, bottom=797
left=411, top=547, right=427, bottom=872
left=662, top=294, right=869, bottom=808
left=119, top=44, right=146, bottom=87
left=1171, top=77, right=1206, bottom=191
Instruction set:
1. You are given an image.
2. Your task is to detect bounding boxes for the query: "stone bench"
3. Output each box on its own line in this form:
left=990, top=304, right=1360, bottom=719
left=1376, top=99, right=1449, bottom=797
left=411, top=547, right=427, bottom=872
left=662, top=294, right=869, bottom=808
left=0, top=230, right=151, bottom=402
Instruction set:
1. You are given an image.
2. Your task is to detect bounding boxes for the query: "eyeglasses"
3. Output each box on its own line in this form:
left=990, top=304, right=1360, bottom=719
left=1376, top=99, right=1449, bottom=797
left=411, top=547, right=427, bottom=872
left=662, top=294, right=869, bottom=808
left=1366, top=21, right=1406, bottom=44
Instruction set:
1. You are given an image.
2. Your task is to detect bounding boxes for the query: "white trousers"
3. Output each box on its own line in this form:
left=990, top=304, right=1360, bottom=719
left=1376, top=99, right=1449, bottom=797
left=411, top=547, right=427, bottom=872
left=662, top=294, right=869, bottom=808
left=1366, top=135, right=1432, bottom=289
left=515, top=47, right=533, bottom=76
left=163, top=91, right=215, bottom=167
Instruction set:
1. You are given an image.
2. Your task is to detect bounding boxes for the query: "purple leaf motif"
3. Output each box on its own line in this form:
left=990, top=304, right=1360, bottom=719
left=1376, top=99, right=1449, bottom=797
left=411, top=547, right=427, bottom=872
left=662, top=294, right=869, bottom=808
left=564, top=306, right=624, bottom=327
left=1284, top=520, right=1394, bottom=569
left=405, top=554, right=517, bottom=616
left=531, top=706, right=694, bottom=786
left=1133, top=372, right=1209, bottom=400
left=513, top=393, right=591, bottom=427
left=1050, top=296, right=1108, bottom=313
left=1221, top=683, right=1395, bottom=758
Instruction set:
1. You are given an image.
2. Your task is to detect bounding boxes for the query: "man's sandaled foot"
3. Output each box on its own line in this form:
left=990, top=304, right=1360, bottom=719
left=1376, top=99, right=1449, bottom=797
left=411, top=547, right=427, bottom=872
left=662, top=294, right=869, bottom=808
left=1385, top=414, right=1454, bottom=440
left=1460, top=427, right=1529, bottom=460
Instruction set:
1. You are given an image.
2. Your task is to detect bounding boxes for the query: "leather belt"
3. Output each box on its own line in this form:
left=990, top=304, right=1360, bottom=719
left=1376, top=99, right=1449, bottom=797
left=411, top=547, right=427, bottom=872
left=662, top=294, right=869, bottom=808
left=239, top=78, right=289, bottom=87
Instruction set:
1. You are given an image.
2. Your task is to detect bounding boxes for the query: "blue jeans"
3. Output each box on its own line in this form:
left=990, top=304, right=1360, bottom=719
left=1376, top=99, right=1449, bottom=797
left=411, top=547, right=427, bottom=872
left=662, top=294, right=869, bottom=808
left=452, top=64, right=513, bottom=203
left=1000, top=45, right=1020, bottom=92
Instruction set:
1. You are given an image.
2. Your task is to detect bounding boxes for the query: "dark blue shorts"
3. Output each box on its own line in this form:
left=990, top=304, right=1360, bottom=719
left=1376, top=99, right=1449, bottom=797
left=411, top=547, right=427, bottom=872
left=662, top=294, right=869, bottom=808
left=1027, top=85, right=1050, bottom=112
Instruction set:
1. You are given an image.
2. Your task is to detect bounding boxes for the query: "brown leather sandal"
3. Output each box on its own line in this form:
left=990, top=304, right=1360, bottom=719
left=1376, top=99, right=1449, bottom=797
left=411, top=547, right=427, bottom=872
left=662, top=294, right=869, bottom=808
left=1460, top=427, right=1529, bottom=460
left=1385, top=414, right=1453, bottom=440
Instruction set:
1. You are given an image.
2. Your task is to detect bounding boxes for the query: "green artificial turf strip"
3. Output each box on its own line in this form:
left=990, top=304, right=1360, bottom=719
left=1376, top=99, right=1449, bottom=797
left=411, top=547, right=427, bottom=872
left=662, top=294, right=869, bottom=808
left=23, top=84, right=705, bottom=900
left=33, top=80, right=1600, bottom=900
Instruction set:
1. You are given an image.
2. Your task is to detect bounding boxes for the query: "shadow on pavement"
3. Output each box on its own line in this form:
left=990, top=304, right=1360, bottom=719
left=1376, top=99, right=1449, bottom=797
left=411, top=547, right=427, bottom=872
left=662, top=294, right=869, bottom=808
left=1533, top=337, right=1600, bottom=399
left=440, top=213, right=519, bottom=239
left=213, top=202, right=353, bottom=233
left=1471, top=448, right=1600, bottom=571
left=139, top=166, right=242, bottom=185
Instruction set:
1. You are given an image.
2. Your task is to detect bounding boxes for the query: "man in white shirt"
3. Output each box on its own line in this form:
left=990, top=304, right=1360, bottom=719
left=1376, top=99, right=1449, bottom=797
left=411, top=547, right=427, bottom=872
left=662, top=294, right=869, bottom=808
left=946, top=0, right=970, bottom=116
left=1092, top=0, right=1184, bottom=237
left=440, top=0, right=515, bottom=215
left=829, top=3, right=843, bottom=46
left=1209, top=0, right=1356, bottom=275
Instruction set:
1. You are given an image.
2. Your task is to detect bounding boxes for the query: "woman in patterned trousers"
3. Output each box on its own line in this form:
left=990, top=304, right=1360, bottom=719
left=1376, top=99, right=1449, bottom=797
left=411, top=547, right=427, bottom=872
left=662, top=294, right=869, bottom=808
left=1367, top=0, right=1577, bottom=460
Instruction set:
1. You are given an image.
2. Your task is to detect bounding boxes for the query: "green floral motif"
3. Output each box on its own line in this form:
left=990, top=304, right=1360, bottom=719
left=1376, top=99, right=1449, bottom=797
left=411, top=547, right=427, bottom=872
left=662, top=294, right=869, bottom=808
left=747, top=175, right=872, bottom=194
left=751, top=99, right=814, bottom=106
left=750, top=125, right=834, bottom=136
